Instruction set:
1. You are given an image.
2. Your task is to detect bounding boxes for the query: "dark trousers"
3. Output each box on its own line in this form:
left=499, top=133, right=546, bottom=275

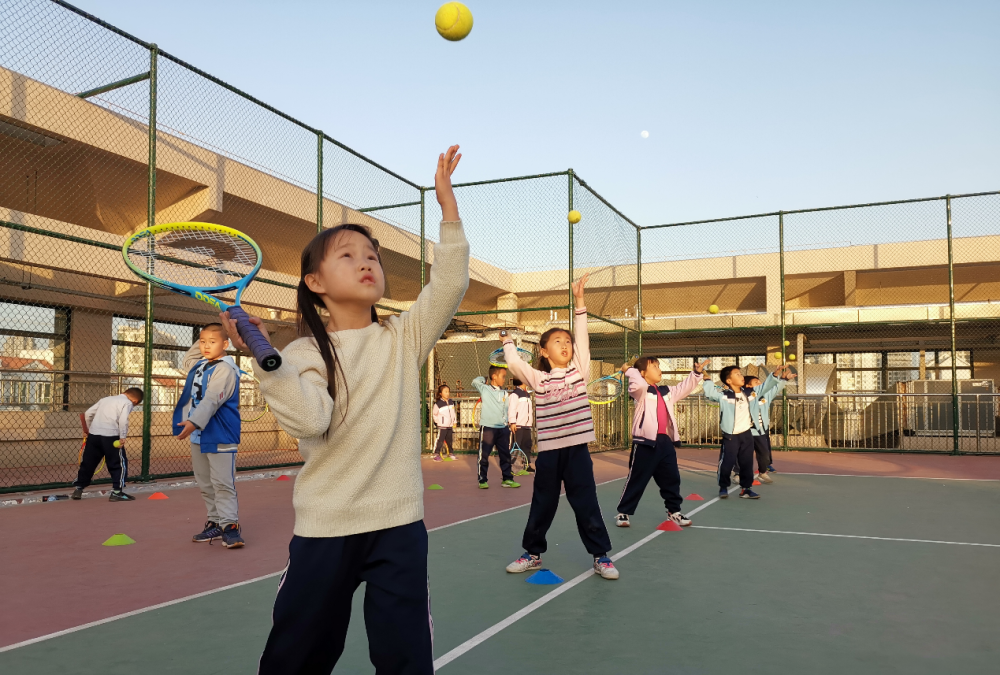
left=718, top=431, right=755, bottom=490
left=73, top=434, right=126, bottom=491
left=513, top=427, right=534, bottom=462
left=617, top=434, right=683, bottom=516
left=752, top=433, right=772, bottom=473
left=433, top=427, right=453, bottom=454
left=522, top=444, right=612, bottom=557
left=478, top=426, right=512, bottom=483
left=258, top=521, right=433, bottom=675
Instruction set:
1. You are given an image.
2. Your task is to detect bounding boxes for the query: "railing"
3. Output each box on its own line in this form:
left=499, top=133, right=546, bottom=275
left=675, top=393, right=1000, bottom=454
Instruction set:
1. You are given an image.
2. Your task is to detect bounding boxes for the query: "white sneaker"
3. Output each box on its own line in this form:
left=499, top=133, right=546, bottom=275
left=594, top=556, right=619, bottom=580
left=757, top=472, right=773, bottom=484
left=615, top=513, right=630, bottom=528
left=506, top=552, right=542, bottom=574
left=668, top=511, right=692, bottom=526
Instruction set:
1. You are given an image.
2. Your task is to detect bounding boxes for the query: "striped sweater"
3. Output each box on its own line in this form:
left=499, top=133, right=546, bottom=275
left=501, top=308, right=595, bottom=452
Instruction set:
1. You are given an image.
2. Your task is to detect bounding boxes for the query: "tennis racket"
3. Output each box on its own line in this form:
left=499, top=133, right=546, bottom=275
left=510, top=437, right=530, bottom=476
left=488, top=346, right=534, bottom=368
left=122, top=222, right=281, bottom=372
left=78, top=413, right=106, bottom=475
left=238, top=370, right=269, bottom=423
left=587, top=373, right=625, bottom=405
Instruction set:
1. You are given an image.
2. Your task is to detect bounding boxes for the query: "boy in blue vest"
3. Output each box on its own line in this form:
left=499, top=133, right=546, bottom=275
left=174, top=323, right=244, bottom=548
left=473, top=365, right=519, bottom=489
left=703, top=365, right=795, bottom=500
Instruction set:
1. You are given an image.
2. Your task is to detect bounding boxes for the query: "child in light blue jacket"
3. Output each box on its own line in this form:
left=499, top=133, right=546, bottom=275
left=703, top=365, right=795, bottom=499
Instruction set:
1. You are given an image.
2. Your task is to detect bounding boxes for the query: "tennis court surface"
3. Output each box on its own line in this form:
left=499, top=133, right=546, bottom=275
left=3, top=449, right=999, bottom=674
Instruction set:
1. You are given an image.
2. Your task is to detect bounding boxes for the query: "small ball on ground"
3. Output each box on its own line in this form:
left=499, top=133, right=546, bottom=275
left=708, top=304, right=719, bottom=314
left=568, top=210, right=582, bottom=224
left=435, top=2, right=474, bottom=41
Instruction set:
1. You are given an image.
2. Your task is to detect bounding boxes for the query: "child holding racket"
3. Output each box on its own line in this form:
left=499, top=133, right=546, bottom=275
left=174, top=323, right=245, bottom=548
left=508, top=377, right=535, bottom=472
left=431, top=383, right=458, bottom=461
left=70, top=387, right=143, bottom=501
left=501, top=274, right=619, bottom=580
left=615, top=357, right=708, bottom=528
left=225, top=146, right=469, bottom=675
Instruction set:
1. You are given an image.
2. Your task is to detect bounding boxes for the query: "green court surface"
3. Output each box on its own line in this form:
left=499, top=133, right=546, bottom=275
left=3, top=470, right=999, bottom=674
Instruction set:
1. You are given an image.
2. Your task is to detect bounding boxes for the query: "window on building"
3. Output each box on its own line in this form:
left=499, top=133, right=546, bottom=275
left=0, top=301, right=70, bottom=410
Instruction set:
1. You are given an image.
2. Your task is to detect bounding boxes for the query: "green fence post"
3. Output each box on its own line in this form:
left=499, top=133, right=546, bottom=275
left=636, top=227, right=643, bottom=355
left=316, top=132, right=323, bottom=233
left=779, top=212, right=788, bottom=453
left=420, top=189, right=428, bottom=451
left=568, top=170, right=575, bottom=327
left=946, top=196, right=960, bottom=454
left=140, top=43, right=159, bottom=482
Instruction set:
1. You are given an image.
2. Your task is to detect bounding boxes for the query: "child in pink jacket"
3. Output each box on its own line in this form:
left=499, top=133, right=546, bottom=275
left=615, top=356, right=710, bottom=528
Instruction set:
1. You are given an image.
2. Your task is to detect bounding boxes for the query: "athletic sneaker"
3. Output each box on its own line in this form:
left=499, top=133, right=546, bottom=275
left=615, top=513, right=630, bottom=528
left=668, top=511, right=692, bottom=526
left=431, top=454, right=442, bottom=462
left=757, top=472, right=773, bottom=484
left=594, top=556, right=619, bottom=580
left=740, top=488, right=760, bottom=500
left=70, top=488, right=83, bottom=500
left=479, top=482, right=489, bottom=489
left=501, top=479, right=521, bottom=488
left=109, top=491, right=135, bottom=501
left=719, top=488, right=729, bottom=499
left=221, top=523, right=245, bottom=549
left=506, top=552, right=543, bottom=573
left=768, top=464, right=777, bottom=473
left=193, top=521, right=223, bottom=543
left=525, top=465, right=535, bottom=473
left=446, top=455, right=459, bottom=461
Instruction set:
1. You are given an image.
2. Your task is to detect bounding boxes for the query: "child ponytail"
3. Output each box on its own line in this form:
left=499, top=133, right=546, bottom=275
left=297, top=224, right=382, bottom=425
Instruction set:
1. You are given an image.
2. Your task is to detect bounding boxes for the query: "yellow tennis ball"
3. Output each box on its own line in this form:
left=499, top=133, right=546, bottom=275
left=568, top=210, right=582, bottom=224
left=113, top=440, right=121, bottom=447
left=435, top=2, right=474, bottom=41
left=783, top=340, right=791, bottom=347
left=708, top=304, right=719, bottom=314
left=788, top=354, right=796, bottom=361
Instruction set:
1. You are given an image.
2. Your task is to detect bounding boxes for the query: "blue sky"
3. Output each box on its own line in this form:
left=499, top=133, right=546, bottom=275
left=71, top=0, right=999, bottom=225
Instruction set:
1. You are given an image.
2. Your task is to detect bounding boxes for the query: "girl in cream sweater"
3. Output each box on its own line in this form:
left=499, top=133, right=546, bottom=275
left=222, top=146, right=469, bottom=675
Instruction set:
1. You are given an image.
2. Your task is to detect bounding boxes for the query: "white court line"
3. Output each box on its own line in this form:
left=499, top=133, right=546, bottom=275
left=1, top=476, right=630, bottom=653
left=433, top=493, right=728, bottom=670
left=680, top=467, right=1000, bottom=482
left=0, top=570, right=284, bottom=653
left=692, top=525, right=1000, bottom=548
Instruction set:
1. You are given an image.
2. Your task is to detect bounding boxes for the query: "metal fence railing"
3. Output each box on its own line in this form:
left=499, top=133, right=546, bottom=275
left=2, top=1, right=999, bottom=492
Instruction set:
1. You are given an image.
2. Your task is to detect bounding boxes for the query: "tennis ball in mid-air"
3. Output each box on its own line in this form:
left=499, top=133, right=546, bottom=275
left=788, top=354, right=796, bottom=361
left=435, top=2, right=474, bottom=41
left=783, top=340, right=791, bottom=347
left=708, top=304, right=719, bottom=314
left=568, top=210, right=582, bottom=224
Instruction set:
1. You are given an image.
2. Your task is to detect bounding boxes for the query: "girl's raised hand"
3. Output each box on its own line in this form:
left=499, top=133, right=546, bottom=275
left=693, top=358, right=711, bottom=374
left=435, top=145, right=462, bottom=222
left=219, top=310, right=271, bottom=353
left=571, top=272, right=590, bottom=303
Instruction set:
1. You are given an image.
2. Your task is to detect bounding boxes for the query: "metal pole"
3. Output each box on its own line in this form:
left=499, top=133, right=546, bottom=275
left=947, top=196, right=960, bottom=454
left=420, top=189, right=428, bottom=450
left=568, top=170, right=575, bottom=329
left=636, top=227, right=643, bottom=355
left=140, top=43, right=158, bottom=482
left=779, top=212, right=788, bottom=452
left=316, top=131, right=323, bottom=233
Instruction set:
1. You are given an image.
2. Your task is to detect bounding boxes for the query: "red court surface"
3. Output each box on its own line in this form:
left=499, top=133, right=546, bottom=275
left=2, top=447, right=997, bottom=649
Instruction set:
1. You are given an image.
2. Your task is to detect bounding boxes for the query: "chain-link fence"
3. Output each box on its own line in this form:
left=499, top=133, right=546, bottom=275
left=2, top=1, right=999, bottom=493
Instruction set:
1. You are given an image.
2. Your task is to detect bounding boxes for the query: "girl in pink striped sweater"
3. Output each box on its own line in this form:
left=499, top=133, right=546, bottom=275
left=500, top=274, right=619, bottom=580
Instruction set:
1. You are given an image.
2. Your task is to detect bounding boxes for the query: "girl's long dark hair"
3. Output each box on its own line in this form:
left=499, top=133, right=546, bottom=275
left=297, top=224, right=381, bottom=425
left=537, top=327, right=574, bottom=373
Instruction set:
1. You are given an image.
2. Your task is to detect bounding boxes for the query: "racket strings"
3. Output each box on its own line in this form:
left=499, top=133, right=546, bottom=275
left=127, top=228, right=258, bottom=288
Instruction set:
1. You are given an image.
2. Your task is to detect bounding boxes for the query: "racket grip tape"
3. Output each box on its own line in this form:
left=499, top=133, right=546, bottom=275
left=228, top=306, right=282, bottom=372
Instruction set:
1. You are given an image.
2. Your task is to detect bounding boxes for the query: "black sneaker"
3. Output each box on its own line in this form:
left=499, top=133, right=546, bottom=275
left=221, top=523, right=245, bottom=549
left=719, top=488, right=729, bottom=499
left=193, top=521, right=223, bottom=543
left=526, top=465, right=535, bottom=473
left=70, top=488, right=83, bottom=500
left=109, top=491, right=135, bottom=501
left=740, top=488, right=760, bottom=500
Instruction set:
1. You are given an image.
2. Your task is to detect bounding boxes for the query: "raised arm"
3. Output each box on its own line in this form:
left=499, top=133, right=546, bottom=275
left=671, top=359, right=711, bottom=402
left=624, top=367, right=648, bottom=401
left=569, top=273, right=592, bottom=380
left=701, top=378, right=725, bottom=403
left=257, top=339, right=337, bottom=440
left=501, top=340, right=547, bottom=393
left=181, top=343, right=202, bottom=376
left=402, top=147, right=470, bottom=364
